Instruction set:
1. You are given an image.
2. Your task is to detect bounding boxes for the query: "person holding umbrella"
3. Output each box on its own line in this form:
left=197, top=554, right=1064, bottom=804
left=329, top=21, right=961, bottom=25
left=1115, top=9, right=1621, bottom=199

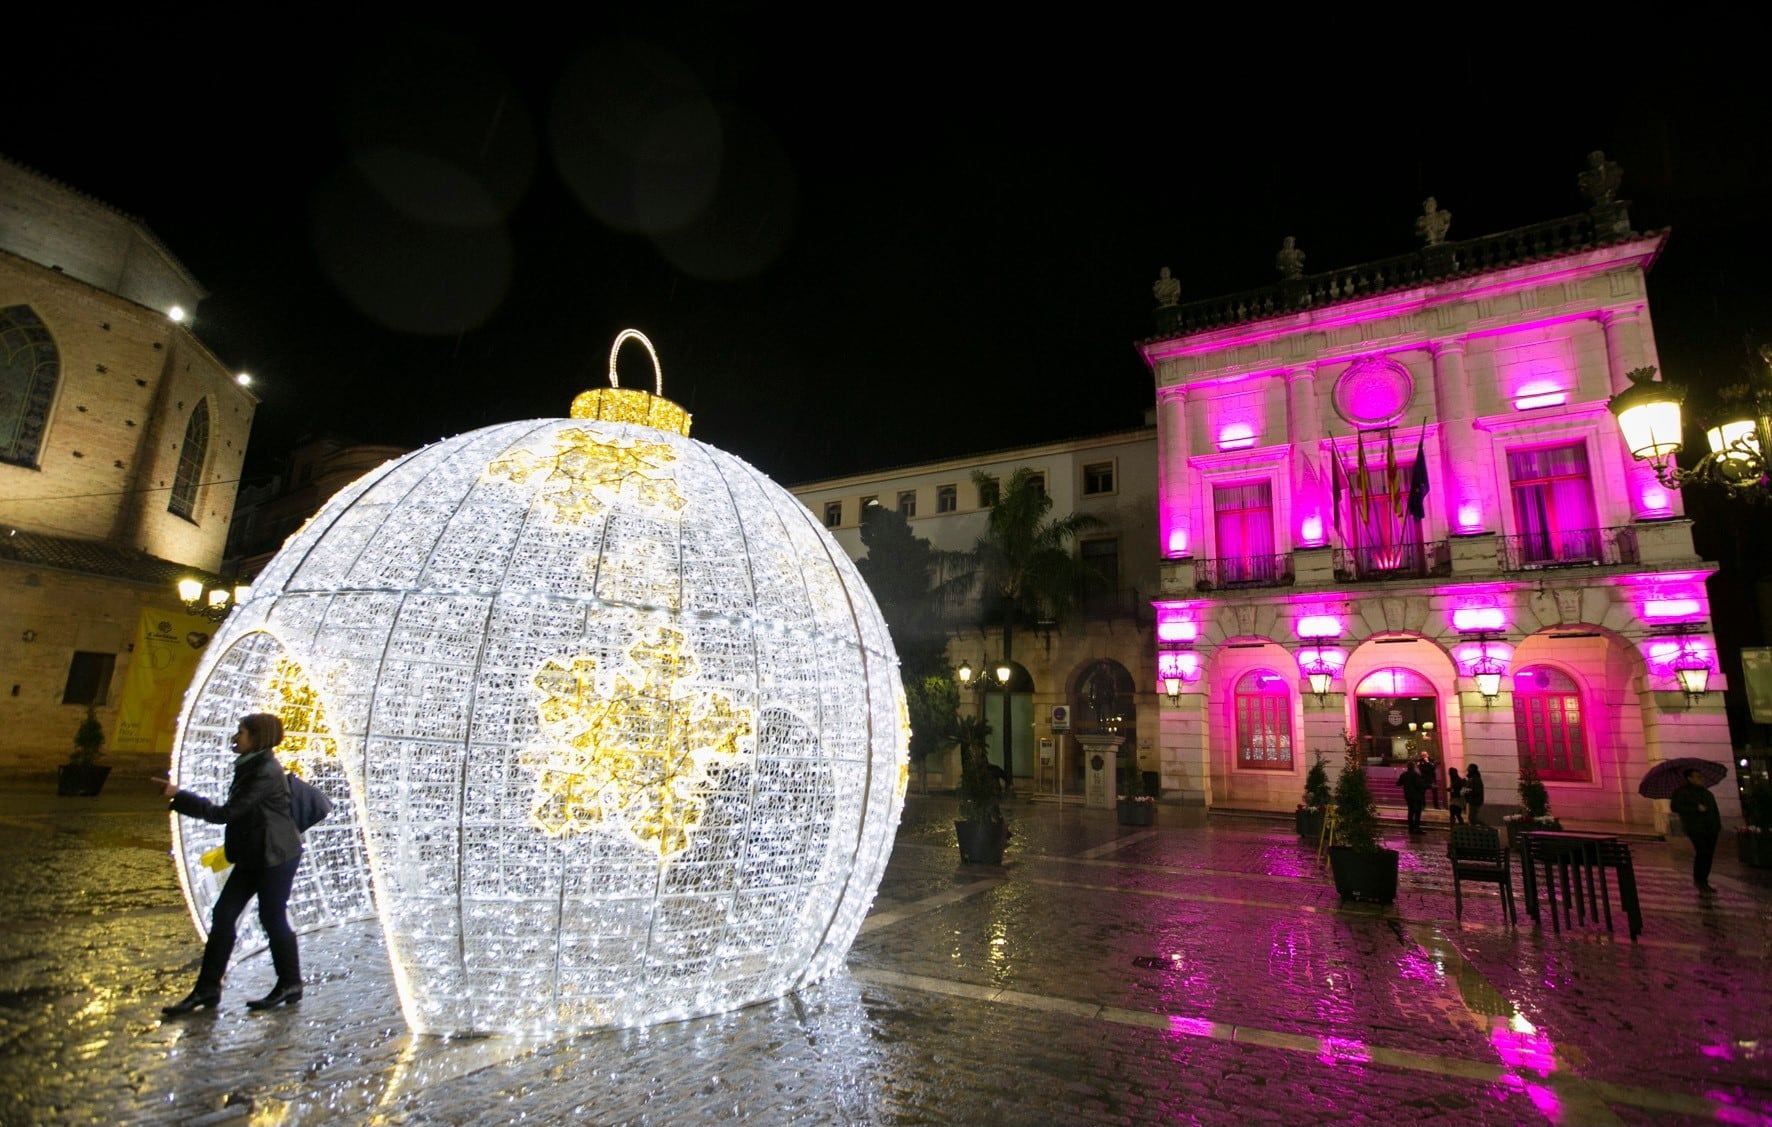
left=1671, top=768, right=1723, bottom=894
left=1640, top=757, right=1730, bottom=895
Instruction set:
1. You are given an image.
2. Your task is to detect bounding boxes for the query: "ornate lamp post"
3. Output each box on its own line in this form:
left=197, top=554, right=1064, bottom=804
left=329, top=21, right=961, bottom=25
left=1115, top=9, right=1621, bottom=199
left=177, top=578, right=248, bottom=623
left=1609, top=361, right=1772, bottom=498
left=956, top=658, right=1016, bottom=793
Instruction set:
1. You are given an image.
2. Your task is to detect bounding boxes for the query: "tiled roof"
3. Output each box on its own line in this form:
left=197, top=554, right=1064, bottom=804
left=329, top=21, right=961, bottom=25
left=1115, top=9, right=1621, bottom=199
left=1148, top=211, right=1656, bottom=341
left=0, top=528, right=229, bottom=589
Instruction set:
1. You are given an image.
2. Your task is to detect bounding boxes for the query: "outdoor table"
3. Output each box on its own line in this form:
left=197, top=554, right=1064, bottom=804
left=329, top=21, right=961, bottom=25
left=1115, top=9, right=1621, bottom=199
left=1519, top=830, right=1642, bottom=941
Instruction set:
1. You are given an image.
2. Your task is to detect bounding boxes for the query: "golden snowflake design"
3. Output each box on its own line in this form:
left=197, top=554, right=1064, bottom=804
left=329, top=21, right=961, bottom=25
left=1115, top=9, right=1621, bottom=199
left=486, top=427, right=685, bottom=524
left=267, top=654, right=337, bottom=776
left=525, top=625, right=753, bottom=858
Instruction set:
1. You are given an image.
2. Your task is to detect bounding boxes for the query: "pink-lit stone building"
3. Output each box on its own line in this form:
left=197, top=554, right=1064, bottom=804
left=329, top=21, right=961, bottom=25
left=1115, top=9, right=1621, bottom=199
left=1144, top=205, right=1736, bottom=832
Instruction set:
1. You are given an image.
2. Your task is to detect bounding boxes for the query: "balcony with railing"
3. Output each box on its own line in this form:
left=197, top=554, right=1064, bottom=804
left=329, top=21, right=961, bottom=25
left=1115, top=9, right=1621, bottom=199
left=1332, top=541, right=1452, bottom=583
left=1499, top=526, right=1639, bottom=572
left=1193, top=553, right=1295, bottom=592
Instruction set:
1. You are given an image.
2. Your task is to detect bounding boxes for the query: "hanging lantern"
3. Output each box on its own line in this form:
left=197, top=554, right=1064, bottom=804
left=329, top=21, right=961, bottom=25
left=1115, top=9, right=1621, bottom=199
left=167, top=331, right=908, bottom=1036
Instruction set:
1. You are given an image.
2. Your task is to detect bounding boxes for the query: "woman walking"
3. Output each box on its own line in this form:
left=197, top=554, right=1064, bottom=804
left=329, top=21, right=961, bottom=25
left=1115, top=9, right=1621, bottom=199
left=153, top=713, right=304, bottom=1015
left=1447, top=767, right=1466, bottom=825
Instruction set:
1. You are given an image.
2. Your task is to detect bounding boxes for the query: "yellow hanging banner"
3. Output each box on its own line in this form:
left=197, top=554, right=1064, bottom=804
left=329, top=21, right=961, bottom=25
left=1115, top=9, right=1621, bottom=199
left=112, top=609, right=217, bottom=755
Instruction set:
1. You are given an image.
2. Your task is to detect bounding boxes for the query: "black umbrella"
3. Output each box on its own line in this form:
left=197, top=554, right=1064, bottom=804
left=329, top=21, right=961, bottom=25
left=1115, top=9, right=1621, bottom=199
left=1638, top=758, right=1730, bottom=800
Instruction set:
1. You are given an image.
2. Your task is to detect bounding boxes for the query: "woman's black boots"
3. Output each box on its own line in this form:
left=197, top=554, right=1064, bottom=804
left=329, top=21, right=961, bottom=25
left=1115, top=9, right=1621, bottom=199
left=161, top=988, right=221, bottom=1016
left=246, top=982, right=303, bottom=1010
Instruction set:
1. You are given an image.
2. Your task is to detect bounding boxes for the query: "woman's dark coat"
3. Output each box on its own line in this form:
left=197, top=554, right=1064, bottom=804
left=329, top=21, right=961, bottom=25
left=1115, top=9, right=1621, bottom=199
left=171, top=750, right=302, bottom=868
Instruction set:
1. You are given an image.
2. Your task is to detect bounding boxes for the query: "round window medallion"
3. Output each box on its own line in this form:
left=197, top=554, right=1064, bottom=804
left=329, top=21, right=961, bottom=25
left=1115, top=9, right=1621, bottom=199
left=1333, top=357, right=1414, bottom=428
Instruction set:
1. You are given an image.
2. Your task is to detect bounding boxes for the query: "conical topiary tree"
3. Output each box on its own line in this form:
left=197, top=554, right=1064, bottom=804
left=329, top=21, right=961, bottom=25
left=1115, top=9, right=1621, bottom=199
left=71, top=707, right=106, bottom=768
left=1333, top=730, right=1381, bottom=852
left=1516, top=755, right=1552, bottom=820
left=1302, top=751, right=1332, bottom=810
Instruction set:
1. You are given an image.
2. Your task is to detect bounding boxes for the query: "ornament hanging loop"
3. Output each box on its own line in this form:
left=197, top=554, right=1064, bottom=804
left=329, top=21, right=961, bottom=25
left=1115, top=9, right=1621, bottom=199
left=609, top=329, right=664, bottom=397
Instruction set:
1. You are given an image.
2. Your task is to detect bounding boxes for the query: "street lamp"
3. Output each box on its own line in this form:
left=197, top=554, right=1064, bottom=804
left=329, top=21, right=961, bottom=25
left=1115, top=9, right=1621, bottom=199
left=1162, top=675, right=1183, bottom=703
left=178, top=578, right=248, bottom=623
left=1671, top=645, right=1712, bottom=701
left=1608, top=361, right=1772, bottom=498
left=1470, top=650, right=1507, bottom=706
left=1303, top=655, right=1334, bottom=702
left=956, top=658, right=1016, bottom=794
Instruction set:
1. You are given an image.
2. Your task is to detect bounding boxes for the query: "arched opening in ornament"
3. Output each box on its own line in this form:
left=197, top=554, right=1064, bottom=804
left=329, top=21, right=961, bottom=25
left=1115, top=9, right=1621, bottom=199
left=175, top=630, right=379, bottom=955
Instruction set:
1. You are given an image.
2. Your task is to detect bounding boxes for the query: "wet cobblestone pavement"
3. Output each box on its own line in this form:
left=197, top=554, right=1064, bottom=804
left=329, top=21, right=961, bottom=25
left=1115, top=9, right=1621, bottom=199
left=1, top=782, right=1769, bottom=1125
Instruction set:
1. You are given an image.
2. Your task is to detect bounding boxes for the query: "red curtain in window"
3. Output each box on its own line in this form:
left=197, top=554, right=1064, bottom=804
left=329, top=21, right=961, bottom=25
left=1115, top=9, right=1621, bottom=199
left=1513, top=678, right=1588, bottom=781
left=1508, top=445, right=1598, bottom=563
left=1235, top=672, right=1292, bottom=770
left=1214, top=483, right=1274, bottom=581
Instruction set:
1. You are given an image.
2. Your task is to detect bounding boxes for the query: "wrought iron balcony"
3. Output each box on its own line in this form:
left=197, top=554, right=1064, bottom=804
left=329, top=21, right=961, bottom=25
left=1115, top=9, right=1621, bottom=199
left=1193, top=553, right=1295, bottom=592
left=1332, top=541, right=1452, bottom=583
left=1499, top=526, right=1639, bottom=571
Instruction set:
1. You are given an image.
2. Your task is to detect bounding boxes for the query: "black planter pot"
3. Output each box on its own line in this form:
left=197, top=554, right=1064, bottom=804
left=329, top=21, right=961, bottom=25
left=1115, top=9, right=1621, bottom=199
left=955, top=819, right=1008, bottom=864
left=1738, top=831, right=1772, bottom=869
left=1505, top=818, right=1561, bottom=852
left=57, top=764, right=111, bottom=797
left=1296, top=808, right=1325, bottom=840
left=1328, top=845, right=1399, bottom=904
left=1117, top=800, right=1155, bottom=826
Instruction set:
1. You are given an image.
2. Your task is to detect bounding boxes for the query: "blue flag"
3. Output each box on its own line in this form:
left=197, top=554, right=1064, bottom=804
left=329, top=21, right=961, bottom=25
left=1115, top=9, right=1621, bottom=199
left=1405, top=432, right=1430, bottom=521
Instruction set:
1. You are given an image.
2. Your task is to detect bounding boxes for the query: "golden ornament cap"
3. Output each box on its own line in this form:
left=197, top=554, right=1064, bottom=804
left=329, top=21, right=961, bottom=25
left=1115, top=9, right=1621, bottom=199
left=571, top=329, right=692, bottom=436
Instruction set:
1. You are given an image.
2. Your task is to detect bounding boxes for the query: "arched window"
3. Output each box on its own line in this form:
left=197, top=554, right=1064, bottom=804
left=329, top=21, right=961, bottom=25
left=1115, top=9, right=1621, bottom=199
left=1235, top=668, right=1292, bottom=770
left=0, top=305, right=60, bottom=467
left=1513, top=665, right=1588, bottom=781
left=168, top=400, right=209, bottom=520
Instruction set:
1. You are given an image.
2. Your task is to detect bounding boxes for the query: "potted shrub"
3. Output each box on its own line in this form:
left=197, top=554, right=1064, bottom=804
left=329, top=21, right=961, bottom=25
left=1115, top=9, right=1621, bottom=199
left=1296, top=751, right=1331, bottom=839
left=1503, top=757, right=1561, bottom=851
left=1328, top=730, right=1398, bottom=903
left=1738, top=778, right=1772, bottom=869
left=1117, top=761, right=1155, bottom=826
left=953, top=715, right=1008, bottom=864
left=58, top=707, right=111, bottom=797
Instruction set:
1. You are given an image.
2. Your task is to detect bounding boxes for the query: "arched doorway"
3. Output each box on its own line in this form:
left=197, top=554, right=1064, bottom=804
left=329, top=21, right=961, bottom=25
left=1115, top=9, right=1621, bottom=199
left=1069, top=659, right=1136, bottom=791
left=1353, top=667, right=1440, bottom=769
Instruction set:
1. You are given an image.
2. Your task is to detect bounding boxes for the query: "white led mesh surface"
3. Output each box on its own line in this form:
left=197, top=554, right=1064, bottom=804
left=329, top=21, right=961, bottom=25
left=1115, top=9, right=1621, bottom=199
left=170, top=417, right=908, bottom=1035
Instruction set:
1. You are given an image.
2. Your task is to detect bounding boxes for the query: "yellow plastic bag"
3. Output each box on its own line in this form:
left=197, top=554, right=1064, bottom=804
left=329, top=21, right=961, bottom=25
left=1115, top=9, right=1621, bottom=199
left=200, top=845, right=231, bottom=873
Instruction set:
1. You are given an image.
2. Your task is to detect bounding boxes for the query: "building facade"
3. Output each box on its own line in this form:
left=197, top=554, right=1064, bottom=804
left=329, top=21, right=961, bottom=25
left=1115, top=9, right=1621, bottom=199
left=0, top=156, right=256, bottom=770
left=1143, top=203, right=1735, bottom=832
left=791, top=427, right=1159, bottom=791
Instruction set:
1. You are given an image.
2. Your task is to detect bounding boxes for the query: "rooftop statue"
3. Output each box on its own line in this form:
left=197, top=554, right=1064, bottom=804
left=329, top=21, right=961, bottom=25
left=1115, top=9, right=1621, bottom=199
left=1153, top=266, right=1180, bottom=308
left=1275, top=236, right=1306, bottom=280
left=1578, top=150, right=1624, bottom=206
left=1415, top=197, right=1452, bottom=246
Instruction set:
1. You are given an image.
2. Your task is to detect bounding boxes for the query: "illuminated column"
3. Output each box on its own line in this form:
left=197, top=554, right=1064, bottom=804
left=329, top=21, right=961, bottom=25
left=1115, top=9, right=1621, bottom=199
left=1601, top=309, right=1681, bottom=519
left=1431, top=342, right=1485, bottom=532
left=1158, top=386, right=1192, bottom=557
left=1286, top=366, right=1325, bottom=546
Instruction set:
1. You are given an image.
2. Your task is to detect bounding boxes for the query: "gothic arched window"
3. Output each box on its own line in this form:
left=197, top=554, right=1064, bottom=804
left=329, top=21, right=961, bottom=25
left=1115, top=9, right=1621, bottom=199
left=168, top=400, right=210, bottom=520
left=0, top=305, right=60, bottom=467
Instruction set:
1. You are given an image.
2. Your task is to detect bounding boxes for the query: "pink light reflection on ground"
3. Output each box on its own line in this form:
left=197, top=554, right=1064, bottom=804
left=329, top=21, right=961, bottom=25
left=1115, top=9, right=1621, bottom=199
left=1393, top=947, right=1440, bottom=986
left=1317, top=1035, right=1370, bottom=1066
left=1490, top=1023, right=1557, bottom=1075
left=1701, top=1044, right=1735, bottom=1061
left=1495, top=1076, right=1565, bottom=1122
left=1168, top=1015, right=1218, bottom=1039
left=1255, top=845, right=1316, bottom=879
left=1703, top=1091, right=1772, bottom=1127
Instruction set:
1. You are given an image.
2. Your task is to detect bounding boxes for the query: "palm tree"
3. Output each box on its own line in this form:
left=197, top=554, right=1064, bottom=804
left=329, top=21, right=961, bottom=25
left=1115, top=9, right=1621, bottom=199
left=943, top=467, right=1103, bottom=784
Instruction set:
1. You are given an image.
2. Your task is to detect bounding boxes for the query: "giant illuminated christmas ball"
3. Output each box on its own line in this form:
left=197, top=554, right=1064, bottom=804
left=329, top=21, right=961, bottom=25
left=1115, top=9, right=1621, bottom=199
left=169, top=332, right=908, bottom=1035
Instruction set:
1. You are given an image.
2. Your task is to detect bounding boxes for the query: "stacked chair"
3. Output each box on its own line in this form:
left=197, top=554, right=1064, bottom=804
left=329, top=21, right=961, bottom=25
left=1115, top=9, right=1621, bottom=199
left=1447, top=825, right=1516, bottom=923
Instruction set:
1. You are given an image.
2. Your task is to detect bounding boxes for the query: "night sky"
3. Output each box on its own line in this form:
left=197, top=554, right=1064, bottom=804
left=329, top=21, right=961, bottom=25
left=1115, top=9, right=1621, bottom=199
left=10, top=20, right=1772, bottom=494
